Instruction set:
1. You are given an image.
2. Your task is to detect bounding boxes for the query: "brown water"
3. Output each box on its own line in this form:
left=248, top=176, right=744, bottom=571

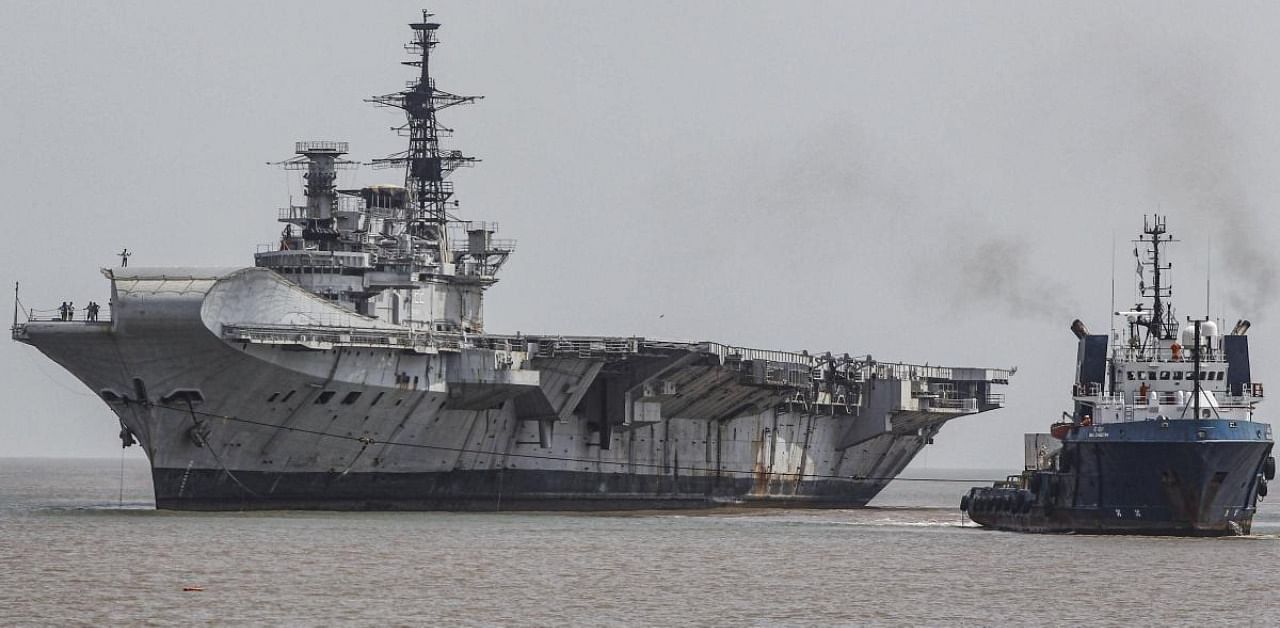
left=2, top=458, right=1278, bottom=626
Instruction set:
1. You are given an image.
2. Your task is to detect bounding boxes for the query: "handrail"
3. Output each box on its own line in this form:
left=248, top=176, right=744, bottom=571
left=22, top=305, right=112, bottom=323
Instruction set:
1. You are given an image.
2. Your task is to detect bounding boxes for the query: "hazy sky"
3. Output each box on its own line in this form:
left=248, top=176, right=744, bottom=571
left=4, top=1, right=1280, bottom=470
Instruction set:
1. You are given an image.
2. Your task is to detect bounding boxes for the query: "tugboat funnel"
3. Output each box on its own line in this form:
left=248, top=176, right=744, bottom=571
left=1070, top=319, right=1089, bottom=340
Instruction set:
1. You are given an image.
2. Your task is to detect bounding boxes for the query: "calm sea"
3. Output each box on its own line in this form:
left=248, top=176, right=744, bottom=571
left=1, top=458, right=1277, bottom=626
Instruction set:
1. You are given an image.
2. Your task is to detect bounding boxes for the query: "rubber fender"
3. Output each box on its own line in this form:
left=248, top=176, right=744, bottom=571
left=1260, top=477, right=1269, bottom=498
left=1265, top=456, right=1276, bottom=481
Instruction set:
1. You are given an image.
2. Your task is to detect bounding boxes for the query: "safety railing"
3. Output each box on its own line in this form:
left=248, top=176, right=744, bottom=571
left=295, top=140, right=348, bottom=154
left=1112, top=345, right=1228, bottom=364
left=928, top=397, right=980, bottom=412
left=20, top=306, right=112, bottom=324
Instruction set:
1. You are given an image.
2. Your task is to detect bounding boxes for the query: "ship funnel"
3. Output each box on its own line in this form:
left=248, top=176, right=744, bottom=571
left=1070, top=319, right=1089, bottom=339
left=1231, top=319, right=1252, bottom=335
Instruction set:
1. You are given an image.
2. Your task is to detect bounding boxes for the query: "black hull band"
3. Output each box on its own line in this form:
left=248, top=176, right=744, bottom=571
left=969, top=507, right=1255, bottom=537
left=153, top=467, right=883, bottom=511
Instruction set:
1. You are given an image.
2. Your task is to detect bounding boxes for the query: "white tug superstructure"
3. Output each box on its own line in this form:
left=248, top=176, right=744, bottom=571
left=1073, top=216, right=1261, bottom=429
left=13, top=11, right=1012, bottom=510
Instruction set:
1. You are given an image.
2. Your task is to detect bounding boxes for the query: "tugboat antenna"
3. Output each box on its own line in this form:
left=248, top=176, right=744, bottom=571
left=1206, top=236, right=1212, bottom=318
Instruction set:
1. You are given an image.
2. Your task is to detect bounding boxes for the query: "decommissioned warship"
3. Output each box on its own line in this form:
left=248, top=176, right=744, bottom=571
left=13, top=12, right=1012, bottom=511
left=962, top=216, right=1274, bottom=535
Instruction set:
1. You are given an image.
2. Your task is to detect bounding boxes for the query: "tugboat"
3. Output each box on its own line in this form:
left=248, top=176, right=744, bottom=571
left=962, top=216, right=1274, bottom=535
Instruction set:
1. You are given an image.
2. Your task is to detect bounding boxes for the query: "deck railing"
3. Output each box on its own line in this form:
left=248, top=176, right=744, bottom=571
left=20, top=306, right=112, bottom=324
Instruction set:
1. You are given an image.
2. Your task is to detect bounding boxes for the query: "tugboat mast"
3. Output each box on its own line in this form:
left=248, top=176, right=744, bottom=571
left=1136, top=215, right=1177, bottom=342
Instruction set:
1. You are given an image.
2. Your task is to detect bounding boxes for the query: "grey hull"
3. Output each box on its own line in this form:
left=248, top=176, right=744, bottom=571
left=16, top=267, right=1010, bottom=512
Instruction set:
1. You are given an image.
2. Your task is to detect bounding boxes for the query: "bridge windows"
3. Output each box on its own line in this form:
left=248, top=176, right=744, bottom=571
left=281, top=390, right=296, bottom=403
left=341, top=391, right=362, bottom=405
left=315, top=391, right=336, bottom=404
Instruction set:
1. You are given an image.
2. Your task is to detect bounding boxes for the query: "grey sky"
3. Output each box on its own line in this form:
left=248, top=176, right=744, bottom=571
left=3, top=1, right=1279, bottom=469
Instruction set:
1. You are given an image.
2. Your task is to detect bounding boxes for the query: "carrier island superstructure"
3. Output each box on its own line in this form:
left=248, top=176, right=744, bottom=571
left=12, top=12, right=1012, bottom=510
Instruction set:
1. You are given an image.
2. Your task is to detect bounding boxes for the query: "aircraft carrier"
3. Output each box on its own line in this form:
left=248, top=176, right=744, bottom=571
left=12, top=11, right=1012, bottom=510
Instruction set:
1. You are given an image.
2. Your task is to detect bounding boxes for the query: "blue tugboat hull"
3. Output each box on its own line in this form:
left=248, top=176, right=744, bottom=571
left=965, top=419, right=1273, bottom=536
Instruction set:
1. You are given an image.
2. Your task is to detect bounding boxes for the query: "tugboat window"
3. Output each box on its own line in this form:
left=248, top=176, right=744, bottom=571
left=315, top=391, right=336, bottom=404
left=1160, top=371, right=1171, bottom=380
left=1127, top=371, right=1135, bottom=380
left=1137, top=372, right=1146, bottom=380
left=341, top=391, right=362, bottom=405
left=1173, top=371, right=1183, bottom=381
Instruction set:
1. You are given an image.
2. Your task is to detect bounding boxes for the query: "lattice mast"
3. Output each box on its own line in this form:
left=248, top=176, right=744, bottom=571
left=1135, top=215, right=1178, bottom=341
left=367, top=11, right=482, bottom=265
